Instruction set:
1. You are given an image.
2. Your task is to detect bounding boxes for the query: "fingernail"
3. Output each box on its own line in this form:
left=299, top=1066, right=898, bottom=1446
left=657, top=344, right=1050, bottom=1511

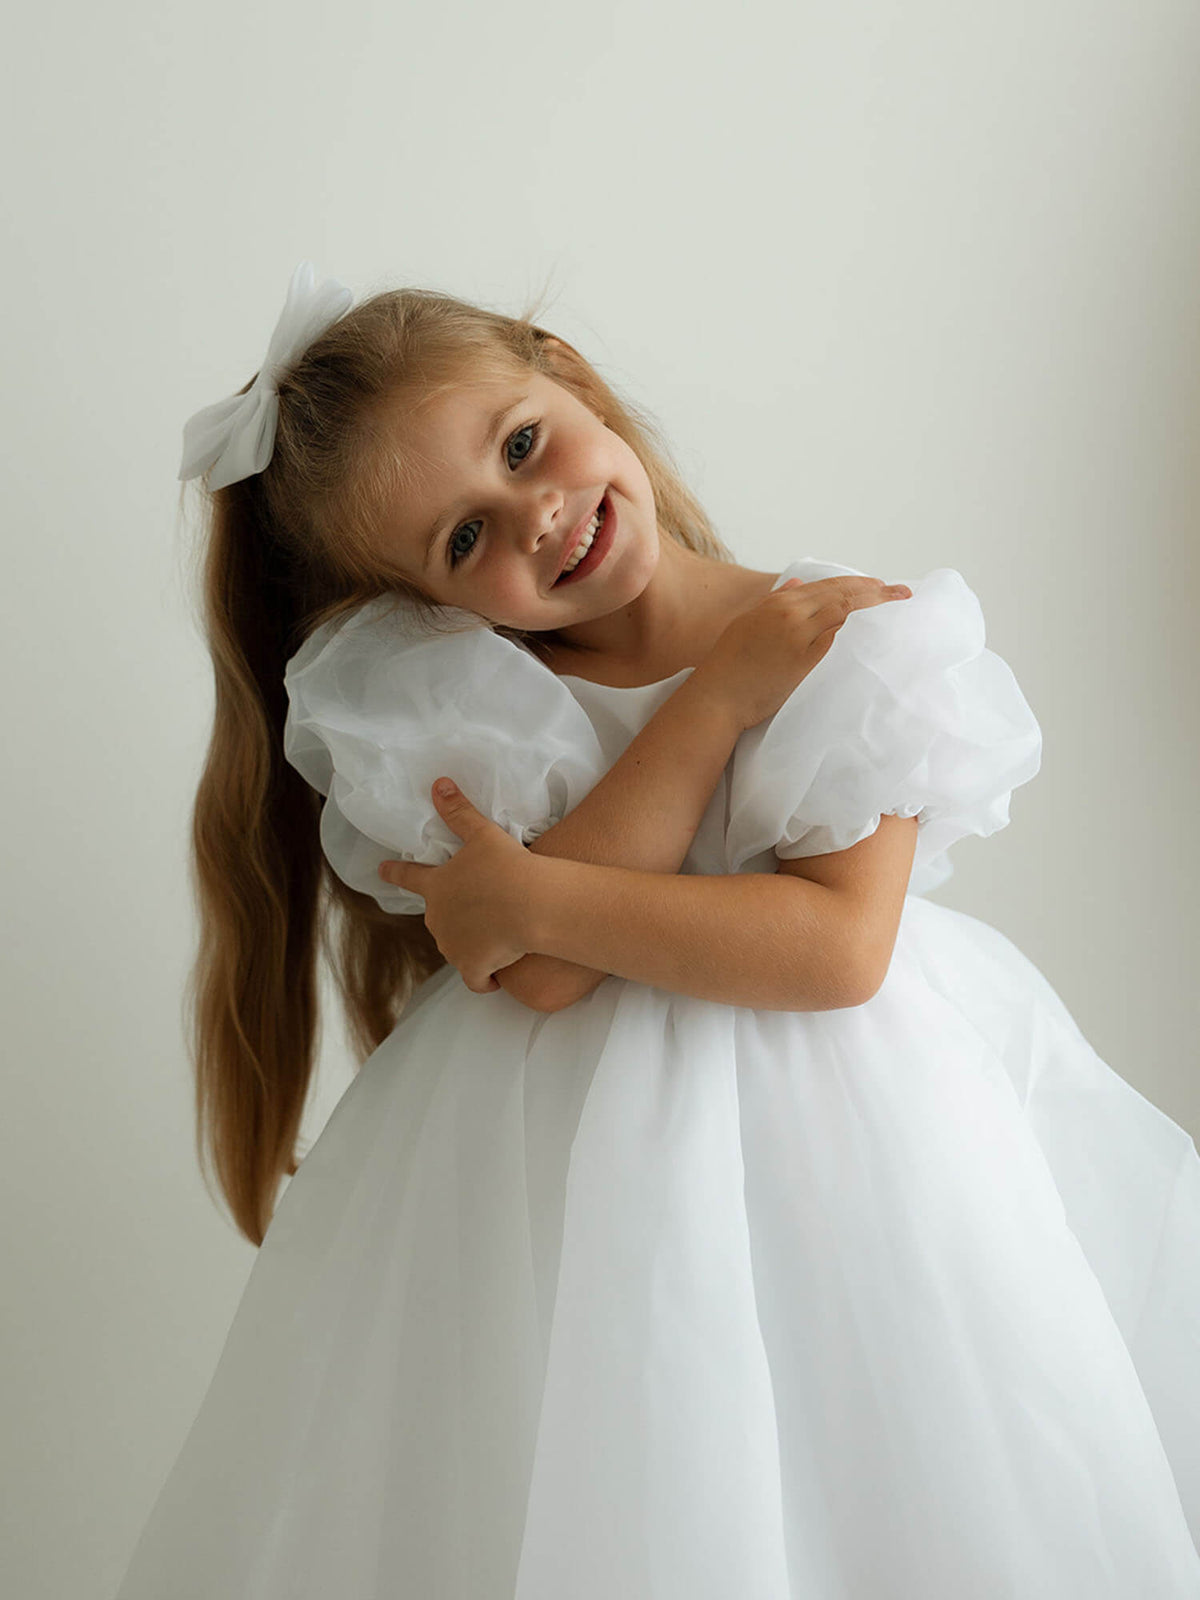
left=435, top=778, right=456, bottom=797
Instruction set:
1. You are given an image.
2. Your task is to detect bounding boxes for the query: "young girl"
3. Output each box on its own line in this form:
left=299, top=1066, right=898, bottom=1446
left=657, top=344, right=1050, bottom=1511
left=115, top=259, right=1200, bottom=1597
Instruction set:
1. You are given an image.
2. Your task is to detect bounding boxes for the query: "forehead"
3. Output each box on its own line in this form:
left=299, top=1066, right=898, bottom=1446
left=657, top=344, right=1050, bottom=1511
left=403, top=368, right=553, bottom=431
left=390, top=384, right=520, bottom=491
left=392, top=371, right=571, bottom=482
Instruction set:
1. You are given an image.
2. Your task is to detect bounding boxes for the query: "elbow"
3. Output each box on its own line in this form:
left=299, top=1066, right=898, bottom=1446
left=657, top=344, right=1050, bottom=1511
left=836, top=943, right=891, bottom=1010
left=824, top=891, right=902, bottom=1009
left=524, top=987, right=562, bottom=1015
left=535, top=968, right=609, bottom=1014
left=538, top=975, right=605, bottom=1013
left=495, top=959, right=602, bottom=1014
left=493, top=962, right=558, bottom=1014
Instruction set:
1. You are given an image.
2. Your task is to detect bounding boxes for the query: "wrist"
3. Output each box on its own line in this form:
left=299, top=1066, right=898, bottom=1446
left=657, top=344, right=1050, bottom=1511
left=675, top=666, right=747, bottom=742
left=521, top=848, right=557, bottom=954
left=523, top=851, right=579, bottom=957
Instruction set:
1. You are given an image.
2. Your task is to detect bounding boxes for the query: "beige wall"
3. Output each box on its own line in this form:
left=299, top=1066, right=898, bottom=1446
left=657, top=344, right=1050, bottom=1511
left=1, top=1, right=1197, bottom=1595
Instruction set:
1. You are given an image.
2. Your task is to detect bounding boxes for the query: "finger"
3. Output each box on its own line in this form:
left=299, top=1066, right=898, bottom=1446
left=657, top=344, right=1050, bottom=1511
left=378, top=859, right=425, bottom=887
left=856, top=582, right=912, bottom=606
left=810, top=575, right=908, bottom=603
left=431, top=778, right=489, bottom=834
left=801, top=579, right=911, bottom=627
left=788, top=575, right=904, bottom=599
left=842, top=576, right=910, bottom=603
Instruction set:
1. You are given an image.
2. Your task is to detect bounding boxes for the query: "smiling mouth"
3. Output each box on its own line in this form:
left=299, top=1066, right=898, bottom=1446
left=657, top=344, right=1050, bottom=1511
left=552, top=494, right=614, bottom=587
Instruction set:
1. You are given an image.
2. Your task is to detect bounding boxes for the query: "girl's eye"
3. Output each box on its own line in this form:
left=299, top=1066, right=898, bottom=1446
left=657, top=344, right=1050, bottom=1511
left=447, top=421, right=541, bottom=568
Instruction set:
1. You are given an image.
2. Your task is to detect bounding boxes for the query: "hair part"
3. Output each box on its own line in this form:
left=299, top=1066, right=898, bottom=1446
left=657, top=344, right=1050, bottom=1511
left=183, top=278, right=736, bottom=1244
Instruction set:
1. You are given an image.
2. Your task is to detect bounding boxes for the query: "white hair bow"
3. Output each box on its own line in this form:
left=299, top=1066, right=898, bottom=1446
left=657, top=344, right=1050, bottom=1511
left=178, top=260, right=354, bottom=491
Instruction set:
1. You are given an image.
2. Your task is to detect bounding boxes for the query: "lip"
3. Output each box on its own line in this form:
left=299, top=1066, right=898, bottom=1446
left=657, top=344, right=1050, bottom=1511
left=552, top=492, right=614, bottom=587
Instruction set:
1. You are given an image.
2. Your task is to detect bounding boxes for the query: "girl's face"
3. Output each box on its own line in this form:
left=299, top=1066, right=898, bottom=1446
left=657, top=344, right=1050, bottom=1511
left=378, top=368, right=660, bottom=632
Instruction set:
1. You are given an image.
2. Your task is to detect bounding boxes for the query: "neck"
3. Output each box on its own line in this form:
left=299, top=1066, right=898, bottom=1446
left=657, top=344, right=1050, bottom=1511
left=543, top=534, right=729, bottom=663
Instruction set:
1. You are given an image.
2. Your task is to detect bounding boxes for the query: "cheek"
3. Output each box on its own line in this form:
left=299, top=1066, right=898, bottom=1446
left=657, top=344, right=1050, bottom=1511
left=548, top=430, right=608, bottom=481
left=481, top=569, right=538, bottom=616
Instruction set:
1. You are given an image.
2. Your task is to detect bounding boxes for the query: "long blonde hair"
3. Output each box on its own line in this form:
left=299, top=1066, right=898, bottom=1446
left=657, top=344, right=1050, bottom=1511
left=184, top=281, right=736, bottom=1245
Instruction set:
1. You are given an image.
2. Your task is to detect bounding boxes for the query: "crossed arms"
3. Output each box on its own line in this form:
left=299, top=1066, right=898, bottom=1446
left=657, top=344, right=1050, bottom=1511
left=496, top=674, right=917, bottom=1014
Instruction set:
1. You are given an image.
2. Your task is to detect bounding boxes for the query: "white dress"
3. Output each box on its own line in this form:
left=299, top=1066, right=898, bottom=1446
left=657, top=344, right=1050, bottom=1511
left=113, top=558, right=1200, bottom=1599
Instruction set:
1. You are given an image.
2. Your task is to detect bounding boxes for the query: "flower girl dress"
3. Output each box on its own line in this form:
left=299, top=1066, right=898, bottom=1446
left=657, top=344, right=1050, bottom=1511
left=113, top=558, right=1200, bottom=1599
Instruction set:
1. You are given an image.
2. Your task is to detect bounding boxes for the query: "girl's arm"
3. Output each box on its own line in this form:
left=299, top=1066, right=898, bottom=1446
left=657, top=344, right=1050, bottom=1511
left=522, top=812, right=919, bottom=1012
left=497, top=576, right=915, bottom=1011
left=495, top=674, right=743, bottom=1010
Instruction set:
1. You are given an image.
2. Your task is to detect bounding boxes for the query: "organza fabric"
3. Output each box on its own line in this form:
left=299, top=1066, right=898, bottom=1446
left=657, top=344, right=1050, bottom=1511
left=113, top=559, right=1200, bottom=1598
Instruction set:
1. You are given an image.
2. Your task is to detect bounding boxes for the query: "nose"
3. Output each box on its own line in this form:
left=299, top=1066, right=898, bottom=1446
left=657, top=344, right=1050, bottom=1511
left=516, top=486, right=565, bottom=552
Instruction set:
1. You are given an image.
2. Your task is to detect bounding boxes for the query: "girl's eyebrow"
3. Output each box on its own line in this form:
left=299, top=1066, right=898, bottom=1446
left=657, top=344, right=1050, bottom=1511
left=421, top=394, right=531, bottom=568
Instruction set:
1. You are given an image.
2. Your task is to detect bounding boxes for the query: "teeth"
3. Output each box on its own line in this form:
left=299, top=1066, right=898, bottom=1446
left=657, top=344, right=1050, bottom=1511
left=561, top=529, right=595, bottom=574
left=559, top=501, right=606, bottom=578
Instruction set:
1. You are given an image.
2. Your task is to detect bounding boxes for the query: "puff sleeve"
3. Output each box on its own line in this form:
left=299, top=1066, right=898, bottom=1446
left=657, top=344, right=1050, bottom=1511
left=282, top=596, right=609, bottom=916
left=724, top=560, right=1042, bottom=896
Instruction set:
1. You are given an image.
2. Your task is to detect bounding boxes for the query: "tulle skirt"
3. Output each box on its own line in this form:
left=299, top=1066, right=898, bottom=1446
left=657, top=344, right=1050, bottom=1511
left=114, top=894, right=1200, bottom=1598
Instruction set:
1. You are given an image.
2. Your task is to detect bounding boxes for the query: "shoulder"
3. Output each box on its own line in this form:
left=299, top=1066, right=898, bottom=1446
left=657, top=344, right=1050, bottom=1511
left=279, top=594, right=612, bottom=916
left=282, top=593, right=597, bottom=799
left=780, top=559, right=989, bottom=676
left=286, top=593, right=507, bottom=681
left=726, top=560, right=1041, bottom=891
left=284, top=592, right=578, bottom=705
left=754, top=559, right=1007, bottom=740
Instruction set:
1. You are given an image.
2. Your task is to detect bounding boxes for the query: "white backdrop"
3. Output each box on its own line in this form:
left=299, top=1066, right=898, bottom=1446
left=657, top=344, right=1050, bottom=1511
left=2, top=2, right=1197, bottom=1594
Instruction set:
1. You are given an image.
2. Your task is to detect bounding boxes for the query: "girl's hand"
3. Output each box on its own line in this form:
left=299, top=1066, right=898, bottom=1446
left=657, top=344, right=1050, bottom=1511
left=377, top=781, right=540, bottom=993
left=691, top=574, right=912, bottom=731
